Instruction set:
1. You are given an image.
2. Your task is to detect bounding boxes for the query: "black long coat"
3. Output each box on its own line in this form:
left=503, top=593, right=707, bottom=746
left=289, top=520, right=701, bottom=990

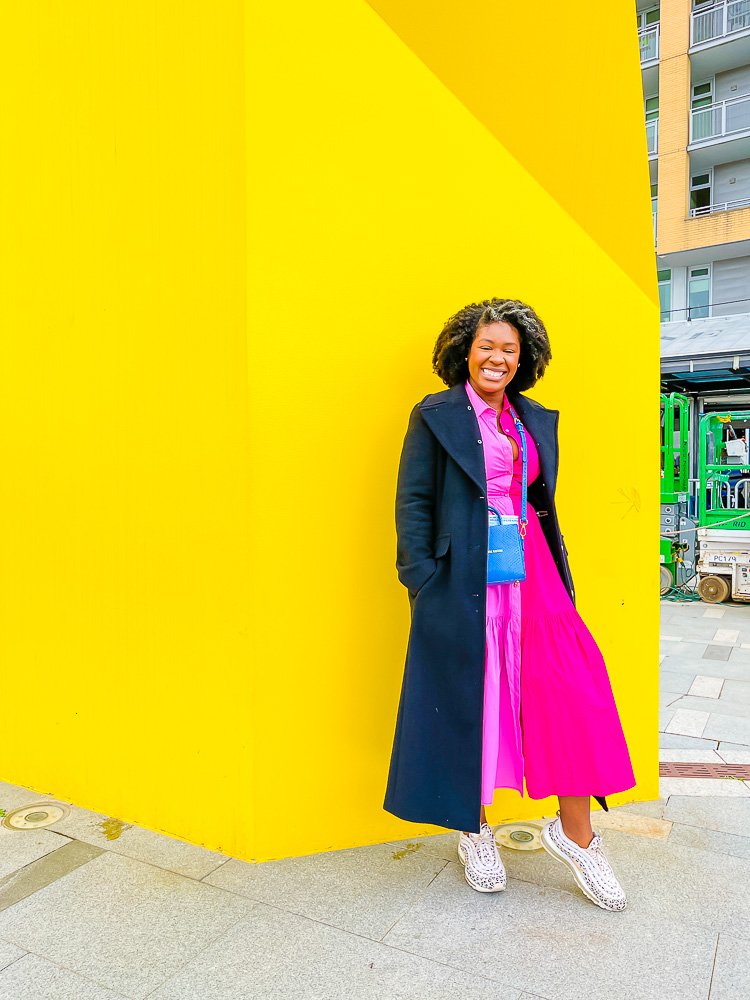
left=383, top=381, right=609, bottom=834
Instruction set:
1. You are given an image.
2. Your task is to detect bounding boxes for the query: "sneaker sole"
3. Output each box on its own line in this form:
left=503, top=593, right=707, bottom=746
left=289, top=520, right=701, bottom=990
left=540, top=824, right=626, bottom=912
left=457, top=841, right=507, bottom=893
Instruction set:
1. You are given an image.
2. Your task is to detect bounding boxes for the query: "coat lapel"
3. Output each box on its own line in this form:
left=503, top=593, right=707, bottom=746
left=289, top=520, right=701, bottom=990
left=418, top=382, right=559, bottom=496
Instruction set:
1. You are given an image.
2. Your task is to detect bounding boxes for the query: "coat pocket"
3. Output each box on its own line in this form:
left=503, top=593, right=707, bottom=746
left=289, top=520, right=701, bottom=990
left=434, top=532, right=451, bottom=559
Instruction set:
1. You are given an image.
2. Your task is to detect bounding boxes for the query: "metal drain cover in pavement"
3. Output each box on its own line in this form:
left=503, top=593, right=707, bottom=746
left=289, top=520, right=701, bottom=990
left=2, top=802, right=71, bottom=830
left=494, top=822, right=544, bottom=850
left=659, top=762, right=750, bottom=779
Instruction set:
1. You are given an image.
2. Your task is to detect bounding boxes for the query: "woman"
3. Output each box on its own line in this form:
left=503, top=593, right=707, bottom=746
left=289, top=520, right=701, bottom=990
left=383, top=298, right=636, bottom=910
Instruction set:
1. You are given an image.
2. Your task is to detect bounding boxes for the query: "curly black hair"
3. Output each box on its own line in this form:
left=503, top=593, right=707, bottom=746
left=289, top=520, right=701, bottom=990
left=431, top=298, right=552, bottom=392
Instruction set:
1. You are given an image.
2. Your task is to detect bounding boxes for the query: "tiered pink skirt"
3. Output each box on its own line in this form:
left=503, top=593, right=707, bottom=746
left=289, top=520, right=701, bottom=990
left=481, top=443, right=636, bottom=805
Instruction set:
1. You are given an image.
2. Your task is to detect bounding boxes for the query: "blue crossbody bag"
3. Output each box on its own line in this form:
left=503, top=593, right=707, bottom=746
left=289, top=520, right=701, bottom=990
left=487, top=401, right=528, bottom=585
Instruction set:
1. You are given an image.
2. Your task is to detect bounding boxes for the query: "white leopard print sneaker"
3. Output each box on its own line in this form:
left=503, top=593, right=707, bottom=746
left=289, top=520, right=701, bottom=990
left=457, top=822, right=507, bottom=893
left=540, top=815, right=626, bottom=911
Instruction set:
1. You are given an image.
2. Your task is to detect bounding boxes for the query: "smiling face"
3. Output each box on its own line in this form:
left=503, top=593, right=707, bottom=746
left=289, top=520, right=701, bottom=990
left=466, top=320, right=522, bottom=404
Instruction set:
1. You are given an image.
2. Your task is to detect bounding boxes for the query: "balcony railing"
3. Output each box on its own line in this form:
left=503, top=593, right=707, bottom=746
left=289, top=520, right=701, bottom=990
left=689, top=195, right=750, bottom=217
left=691, top=0, right=750, bottom=46
left=690, top=92, right=750, bottom=141
left=646, top=118, right=659, bottom=155
left=639, top=24, right=660, bottom=62
left=662, top=295, right=750, bottom=321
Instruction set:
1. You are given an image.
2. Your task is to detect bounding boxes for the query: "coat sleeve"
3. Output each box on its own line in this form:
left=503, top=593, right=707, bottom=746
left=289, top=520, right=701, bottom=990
left=395, top=401, right=438, bottom=595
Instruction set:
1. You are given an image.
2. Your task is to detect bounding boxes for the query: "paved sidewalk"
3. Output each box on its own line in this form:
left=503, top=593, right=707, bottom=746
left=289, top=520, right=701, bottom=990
left=0, top=598, right=749, bottom=1000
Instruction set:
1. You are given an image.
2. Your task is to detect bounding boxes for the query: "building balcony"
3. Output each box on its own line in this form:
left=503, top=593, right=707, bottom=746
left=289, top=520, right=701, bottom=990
left=689, top=94, right=750, bottom=169
left=691, top=1, right=750, bottom=47
left=647, top=118, right=659, bottom=156
left=639, top=23, right=660, bottom=63
left=639, top=23, right=659, bottom=93
left=690, top=2, right=750, bottom=78
left=689, top=194, right=750, bottom=217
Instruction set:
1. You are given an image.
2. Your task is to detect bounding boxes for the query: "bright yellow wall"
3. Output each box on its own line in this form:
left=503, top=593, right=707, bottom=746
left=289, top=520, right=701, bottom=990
left=0, top=3, right=253, bottom=859
left=247, top=1, right=659, bottom=860
left=1, top=2, right=659, bottom=864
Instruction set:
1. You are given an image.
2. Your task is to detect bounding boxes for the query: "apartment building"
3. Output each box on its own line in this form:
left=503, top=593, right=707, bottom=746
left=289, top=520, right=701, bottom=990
left=644, top=0, right=750, bottom=409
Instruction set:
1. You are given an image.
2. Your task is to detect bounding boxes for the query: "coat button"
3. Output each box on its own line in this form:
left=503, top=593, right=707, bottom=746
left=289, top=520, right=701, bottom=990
left=478, top=494, right=485, bottom=500
left=467, top=405, right=472, bottom=410
left=477, top=439, right=482, bottom=445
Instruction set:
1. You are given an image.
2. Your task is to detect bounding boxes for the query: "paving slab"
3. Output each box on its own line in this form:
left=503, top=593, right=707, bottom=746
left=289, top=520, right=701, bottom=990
left=46, top=806, right=229, bottom=881
left=593, top=811, right=672, bottom=838
left=0, top=939, right=25, bottom=973
left=661, top=671, right=698, bottom=696
left=660, top=647, right=714, bottom=667
left=0, top=952, right=128, bottom=999
left=719, top=679, right=750, bottom=705
left=0, top=852, right=254, bottom=999
left=661, top=693, right=683, bottom=710
left=668, top=823, right=750, bottom=863
left=0, top=841, right=103, bottom=914
left=659, top=749, right=725, bottom=763
left=661, top=601, right=711, bottom=619
left=660, top=708, right=676, bottom=731
left=203, top=841, right=449, bottom=941
left=703, top=713, right=750, bottom=744
left=0, top=827, right=71, bottom=882
left=597, top=831, right=750, bottom=940
left=148, top=904, right=524, bottom=1000
left=665, top=709, right=709, bottom=737
left=703, top=645, right=733, bottom=661
left=613, top=798, right=670, bottom=818
left=665, top=621, right=720, bottom=636
left=688, top=675, right=725, bottom=698
left=660, top=655, right=750, bottom=679
left=664, top=795, right=750, bottom=838
left=659, top=777, right=750, bottom=797
left=717, top=749, right=750, bottom=763
left=659, top=733, right=721, bottom=750
left=387, top=832, right=458, bottom=864
left=381, top=863, right=718, bottom=1000
left=709, top=932, right=750, bottom=1000
left=667, top=694, right=750, bottom=720
left=713, top=628, right=740, bottom=644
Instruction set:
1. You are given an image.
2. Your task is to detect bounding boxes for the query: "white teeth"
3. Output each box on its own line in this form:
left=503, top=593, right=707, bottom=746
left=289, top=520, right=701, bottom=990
left=481, top=368, right=505, bottom=379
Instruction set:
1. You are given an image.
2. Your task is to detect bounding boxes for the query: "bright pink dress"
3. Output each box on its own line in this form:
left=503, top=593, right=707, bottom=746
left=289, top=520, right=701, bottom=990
left=464, top=379, right=636, bottom=805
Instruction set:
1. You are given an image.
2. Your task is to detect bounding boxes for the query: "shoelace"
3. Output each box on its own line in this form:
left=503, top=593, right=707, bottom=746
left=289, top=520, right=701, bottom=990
left=584, top=833, right=620, bottom=885
left=467, top=825, right=501, bottom=866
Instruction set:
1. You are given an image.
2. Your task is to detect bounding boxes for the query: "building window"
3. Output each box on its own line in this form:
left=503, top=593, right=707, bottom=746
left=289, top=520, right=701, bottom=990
left=690, top=171, right=712, bottom=216
left=638, top=7, right=660, bottom=61
left=658, top=269, right=671, bottom=322
left=691, top=81, right=713, bottom=108
left=688, top=266, right=710, bottom=319
left=645, top=95, right=659, bottom=154
left=637, top=6, right=660, bottom=30
left=645, top=95, right=659, bottom=121
left=691, top=80, right=715, bottom=141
